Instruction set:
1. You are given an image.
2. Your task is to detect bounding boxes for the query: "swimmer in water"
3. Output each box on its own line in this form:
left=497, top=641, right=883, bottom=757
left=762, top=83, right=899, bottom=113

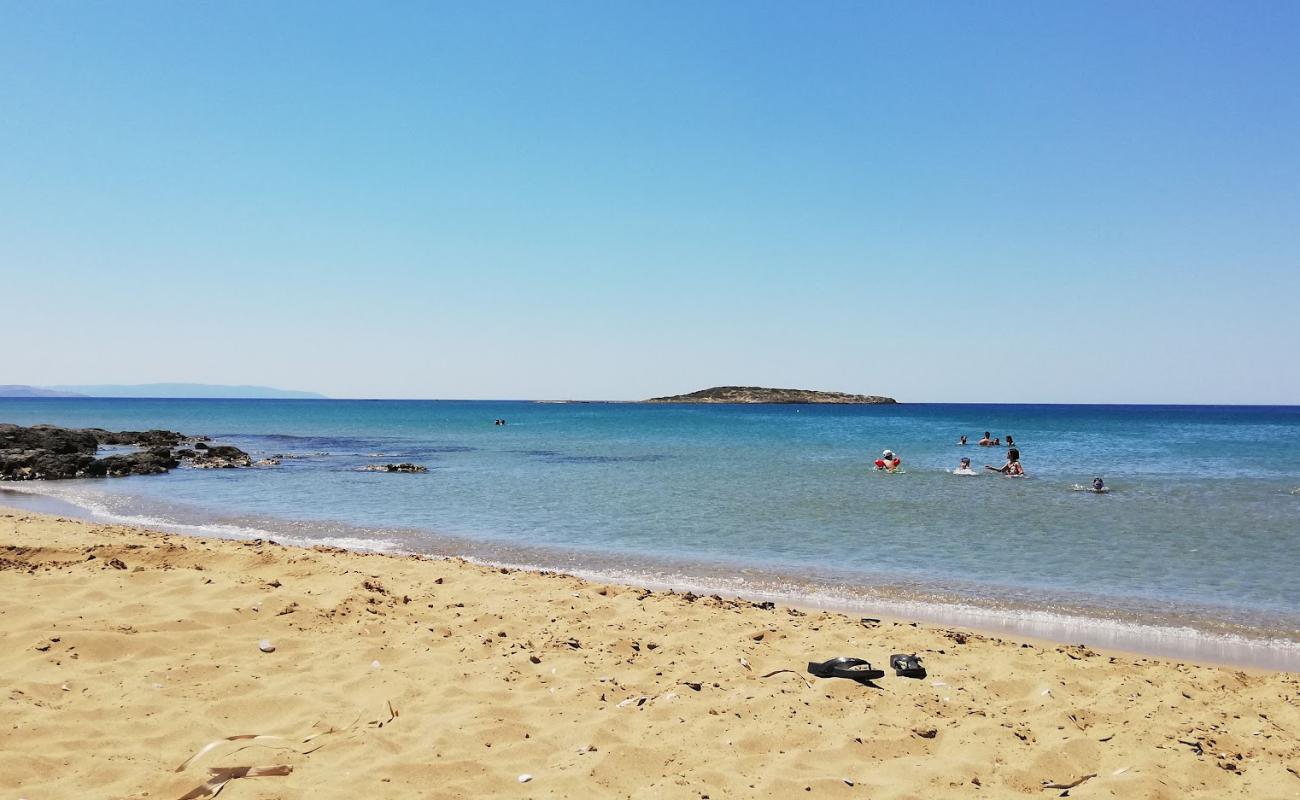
left=978, top=431, right=992, bottom=446
left=953, top=456, right=976, bottom=475
left=874, top=449, right=902, bottom=472
left=959, top=435, right=968, bottom=445
left=1006, top=435, right=1015, bottom=448
left=1092, top=477, right=1105, bottom=492
left=985, top=447, right=1025, bottom=476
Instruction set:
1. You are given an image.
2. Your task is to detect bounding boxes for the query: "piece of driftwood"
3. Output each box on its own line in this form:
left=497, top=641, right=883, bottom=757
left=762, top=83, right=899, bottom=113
left=1042, top=773, right=1096, bottom=790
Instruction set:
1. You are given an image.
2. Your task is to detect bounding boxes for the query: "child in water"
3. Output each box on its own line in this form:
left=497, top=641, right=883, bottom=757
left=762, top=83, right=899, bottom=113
left=953, top=456, right=976, bottom=475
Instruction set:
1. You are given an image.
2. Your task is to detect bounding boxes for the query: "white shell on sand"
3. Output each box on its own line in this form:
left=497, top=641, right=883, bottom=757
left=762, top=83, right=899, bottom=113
left=517, top=774, right=532, bottom=783
left=258, top=640, right=276, bottom=653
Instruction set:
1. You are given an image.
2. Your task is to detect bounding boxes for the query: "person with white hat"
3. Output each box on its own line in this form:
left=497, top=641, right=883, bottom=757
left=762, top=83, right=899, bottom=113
left=874, top=449, right=902, bottom=472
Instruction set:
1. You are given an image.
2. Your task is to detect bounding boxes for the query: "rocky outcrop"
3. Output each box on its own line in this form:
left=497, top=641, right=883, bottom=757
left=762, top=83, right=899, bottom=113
left=86, top=448, right=180, bottom=477
left=358, top=463, right=428, bottom=473
left=645, top=386, right=897, bottom=404
left=1, top=424, right=99, bottom=480
left=82, top=429, right=194, bottom=447
left=187, top=444, right=253, bottom=469
left=0, top=423, right=249, bottom=481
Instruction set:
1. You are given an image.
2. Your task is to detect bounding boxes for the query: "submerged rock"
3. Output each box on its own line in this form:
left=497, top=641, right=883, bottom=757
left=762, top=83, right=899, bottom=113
left=358, top=463, right=429, bottom=473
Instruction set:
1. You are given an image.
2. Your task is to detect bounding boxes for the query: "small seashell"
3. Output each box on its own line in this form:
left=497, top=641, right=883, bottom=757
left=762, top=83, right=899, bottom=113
left=843, top=778, right=855, bottom=786
left=258, top=640, right=276, bottom=653
left=371, top=660, right=381, bottom=669
left=518, top=774, right=532, bottom=783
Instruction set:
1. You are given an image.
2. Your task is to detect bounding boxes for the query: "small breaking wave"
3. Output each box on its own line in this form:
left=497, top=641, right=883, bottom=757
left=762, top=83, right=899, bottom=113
left=0, top=483, right=402, bottom=554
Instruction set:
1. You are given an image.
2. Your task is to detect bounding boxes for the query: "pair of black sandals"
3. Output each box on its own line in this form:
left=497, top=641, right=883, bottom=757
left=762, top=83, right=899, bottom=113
left=807, top=654, right=926, bottom=683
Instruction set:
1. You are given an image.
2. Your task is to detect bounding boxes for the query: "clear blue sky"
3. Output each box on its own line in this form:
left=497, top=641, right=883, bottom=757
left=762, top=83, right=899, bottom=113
left=2, top=1, right=1296, bottom=402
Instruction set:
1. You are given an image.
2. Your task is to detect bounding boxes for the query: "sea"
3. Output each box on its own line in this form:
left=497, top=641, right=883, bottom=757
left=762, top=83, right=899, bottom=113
left=3, top=398, right=1298, bottom=670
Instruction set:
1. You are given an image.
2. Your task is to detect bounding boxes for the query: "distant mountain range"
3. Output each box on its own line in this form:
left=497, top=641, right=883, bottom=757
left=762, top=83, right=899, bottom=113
left=0, top=383, right=327, bottom=399
left=0, top=385, right=86, bottom=398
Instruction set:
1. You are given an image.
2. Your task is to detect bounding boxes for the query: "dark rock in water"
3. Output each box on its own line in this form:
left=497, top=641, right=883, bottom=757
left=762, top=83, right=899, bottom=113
left=85, top=447, right=179, bottom=477
left=0, top=449, right=98, bottom=480
left=82, top=428, right=187, bottom=447
left=1, top=423, right=99, bottom=479
left=186, top=445, right=253, bottom=469
left=358, top=463, right=428, bottom=473
left=0, top=423, right=99, bottom=455
left=0, top=423, right=251, bottom=480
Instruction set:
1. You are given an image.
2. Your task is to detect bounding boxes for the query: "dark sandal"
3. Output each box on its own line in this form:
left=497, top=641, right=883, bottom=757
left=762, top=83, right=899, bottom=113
left=889, top=653, right=926, bottom=678
left=807, top=657, right=885, bottom=682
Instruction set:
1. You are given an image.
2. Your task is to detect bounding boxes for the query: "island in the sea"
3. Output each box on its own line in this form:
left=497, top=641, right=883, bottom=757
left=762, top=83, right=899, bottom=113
left=645, top=386, right=897, bottom=404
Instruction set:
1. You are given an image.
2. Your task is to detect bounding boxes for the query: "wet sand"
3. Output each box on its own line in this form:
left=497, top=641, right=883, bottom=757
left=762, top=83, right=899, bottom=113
left=2, top=507, right=1298, bottom=798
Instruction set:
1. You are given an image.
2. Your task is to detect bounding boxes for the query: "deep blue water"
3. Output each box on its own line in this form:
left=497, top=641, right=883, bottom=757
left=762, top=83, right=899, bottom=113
left=3, top=399, right=1298, bottom=667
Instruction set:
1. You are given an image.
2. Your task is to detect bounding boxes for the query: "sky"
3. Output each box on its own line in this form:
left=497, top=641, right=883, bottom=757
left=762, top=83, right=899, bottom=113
left=1, top=1, right=1297, bottom=403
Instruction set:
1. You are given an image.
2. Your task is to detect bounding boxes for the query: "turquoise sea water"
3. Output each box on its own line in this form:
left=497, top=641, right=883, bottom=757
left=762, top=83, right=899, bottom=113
left=3, top=399, right=1298, bottom=668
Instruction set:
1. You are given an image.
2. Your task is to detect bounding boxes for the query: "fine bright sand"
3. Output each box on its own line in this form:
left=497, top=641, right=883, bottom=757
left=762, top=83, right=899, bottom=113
left=2, top=508, right=1298, bottom=799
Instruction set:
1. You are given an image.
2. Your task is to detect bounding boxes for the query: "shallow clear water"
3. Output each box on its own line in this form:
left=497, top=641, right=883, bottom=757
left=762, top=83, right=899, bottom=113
left=3, top=398, right=1298, bottom=668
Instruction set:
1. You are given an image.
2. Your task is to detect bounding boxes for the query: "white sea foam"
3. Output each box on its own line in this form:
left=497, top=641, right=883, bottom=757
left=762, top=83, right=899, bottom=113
left=0, top=484, right=401, bottom=555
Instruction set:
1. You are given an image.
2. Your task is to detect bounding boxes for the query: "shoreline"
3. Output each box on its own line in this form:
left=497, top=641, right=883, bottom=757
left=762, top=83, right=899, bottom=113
left=3, top=484, right=1299, bottom=673
left=2, top=506, right=1298, bottom=798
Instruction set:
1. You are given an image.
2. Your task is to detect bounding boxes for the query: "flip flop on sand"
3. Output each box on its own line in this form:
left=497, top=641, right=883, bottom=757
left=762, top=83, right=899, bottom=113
left=890, top=653, right=927, bottom=679
left=807, top=657, right=885, bottom=682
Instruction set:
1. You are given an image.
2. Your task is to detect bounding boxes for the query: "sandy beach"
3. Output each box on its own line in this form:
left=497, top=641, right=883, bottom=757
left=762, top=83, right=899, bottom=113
left=2, top=507, right=1298, bottom=799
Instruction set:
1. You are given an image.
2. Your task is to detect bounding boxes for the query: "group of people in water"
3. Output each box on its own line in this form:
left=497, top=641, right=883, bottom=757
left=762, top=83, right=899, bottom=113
left=874, top=433, right=1107, bottom=491
left=958, top=431, right=1023, bottom=474
left=957, top=431, right=1015, bottom=448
